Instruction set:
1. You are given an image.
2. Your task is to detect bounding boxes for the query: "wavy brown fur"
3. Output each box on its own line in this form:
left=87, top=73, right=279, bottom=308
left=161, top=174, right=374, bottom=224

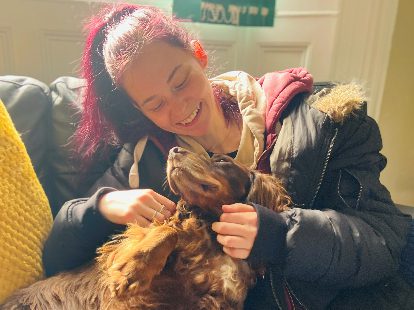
left=1, top=147, right=291, bottom=309
left=246, top=172, right=291, bottom=212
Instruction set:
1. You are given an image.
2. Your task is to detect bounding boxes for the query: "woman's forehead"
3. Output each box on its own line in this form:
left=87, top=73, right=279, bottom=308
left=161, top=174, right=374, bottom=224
left=121, top=42, right=194, bottom=94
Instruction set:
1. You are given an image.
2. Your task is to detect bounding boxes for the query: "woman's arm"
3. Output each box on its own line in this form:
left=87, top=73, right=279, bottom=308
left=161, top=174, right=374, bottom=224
left=43, top=141, right=176, bottom=276
left=249, top=111, right=411, bottom=288
left=43, top=144, right=134, bottom=276
left=42, top=188, right=124, bottom=276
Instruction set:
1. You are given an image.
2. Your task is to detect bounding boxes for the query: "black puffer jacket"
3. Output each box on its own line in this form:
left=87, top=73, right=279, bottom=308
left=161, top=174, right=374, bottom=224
left=43, top=82, right=413, bottom=309
left=244, top=88, right=412, bottom=309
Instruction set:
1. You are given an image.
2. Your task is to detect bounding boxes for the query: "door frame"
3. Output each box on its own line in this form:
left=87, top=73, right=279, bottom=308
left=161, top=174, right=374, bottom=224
left=331, top=0, right=399, bottom=120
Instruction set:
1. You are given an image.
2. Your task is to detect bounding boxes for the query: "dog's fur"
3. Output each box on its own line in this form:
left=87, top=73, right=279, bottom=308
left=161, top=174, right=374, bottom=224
left=1, top=147, right=291, bottom=310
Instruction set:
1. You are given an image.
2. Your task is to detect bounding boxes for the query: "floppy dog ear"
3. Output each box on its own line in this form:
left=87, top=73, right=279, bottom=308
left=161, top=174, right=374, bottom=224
left=98, top=225, right=178, bottom=297
left=246, top=172, right=291, bottom=213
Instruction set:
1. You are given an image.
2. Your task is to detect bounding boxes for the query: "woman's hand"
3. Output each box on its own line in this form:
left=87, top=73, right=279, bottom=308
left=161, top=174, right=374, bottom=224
left=212, top=203, right=258, bottom=259
left=98, top=189, right=176, bottom=226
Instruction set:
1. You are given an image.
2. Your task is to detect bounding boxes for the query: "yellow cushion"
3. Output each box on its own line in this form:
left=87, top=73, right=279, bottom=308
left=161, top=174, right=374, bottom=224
left=0, top=100, right=52, bottom=303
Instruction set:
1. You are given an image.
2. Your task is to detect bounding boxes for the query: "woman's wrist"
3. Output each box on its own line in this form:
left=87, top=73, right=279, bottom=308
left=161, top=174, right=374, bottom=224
left=248, top=203, right=289, bottom=268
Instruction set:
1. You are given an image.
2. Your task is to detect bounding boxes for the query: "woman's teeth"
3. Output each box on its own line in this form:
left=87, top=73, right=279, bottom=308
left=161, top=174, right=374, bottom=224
left=178, top=104, right=200, bottom=125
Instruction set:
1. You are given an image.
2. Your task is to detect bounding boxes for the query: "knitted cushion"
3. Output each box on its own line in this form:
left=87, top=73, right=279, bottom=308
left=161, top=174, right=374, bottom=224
left=0, top=100, right=52, bottom=303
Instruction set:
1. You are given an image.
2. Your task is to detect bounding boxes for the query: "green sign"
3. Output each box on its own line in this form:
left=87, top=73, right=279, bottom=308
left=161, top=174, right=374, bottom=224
left=173, top=0, right=276, bottom=27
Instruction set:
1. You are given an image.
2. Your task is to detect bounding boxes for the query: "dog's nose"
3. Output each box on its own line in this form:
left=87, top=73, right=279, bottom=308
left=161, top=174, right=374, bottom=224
left=170, top=147, right=188, bottom=155
left=169, top=147, right=187, bottom=159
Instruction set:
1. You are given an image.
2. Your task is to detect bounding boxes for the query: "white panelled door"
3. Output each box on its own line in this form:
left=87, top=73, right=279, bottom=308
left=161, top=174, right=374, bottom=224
left=182, top=0, right=341, bottom=81
left=1, top=0, right=398, bottom=117
left=174, top=0, right=397, bottom=118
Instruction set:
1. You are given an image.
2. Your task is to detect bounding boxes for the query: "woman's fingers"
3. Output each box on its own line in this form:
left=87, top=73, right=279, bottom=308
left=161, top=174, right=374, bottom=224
left=139, top=190, right=176, bottom=221
left=220, top=211, right=257, bottom=226
left=212, top=203, right=258, bottom=259
left=132, top=215, right=151, bottom=227
left=222, top=246, right=250, bottom=259
left=212, top=221, right=256, bottom=238
left=221, top=203, right=255, bottom=213
left=127, top=189, right=175, bottom=222
left=216, top=234, right=251, bottom=250
left=98, top=189, right=176, bottom=225
left=151, top=190, right=177, bottom=213
left=136, top=198, right=171, bottom=222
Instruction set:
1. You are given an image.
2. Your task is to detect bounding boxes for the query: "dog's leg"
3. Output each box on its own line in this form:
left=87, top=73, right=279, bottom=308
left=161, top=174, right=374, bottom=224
left=98, top=224, right=178, bottom=298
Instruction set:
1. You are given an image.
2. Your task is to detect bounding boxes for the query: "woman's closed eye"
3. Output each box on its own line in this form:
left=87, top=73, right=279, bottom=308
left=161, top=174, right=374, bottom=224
left=149, top=99, right=165, bottom=112
left=173, top=75, right=189, bottom=91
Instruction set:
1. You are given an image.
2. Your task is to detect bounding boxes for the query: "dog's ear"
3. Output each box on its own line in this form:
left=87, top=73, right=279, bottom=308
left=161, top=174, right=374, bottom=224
left=98, top=225, right=178, bottom=297
left=246, top=172, right=291, bottom=213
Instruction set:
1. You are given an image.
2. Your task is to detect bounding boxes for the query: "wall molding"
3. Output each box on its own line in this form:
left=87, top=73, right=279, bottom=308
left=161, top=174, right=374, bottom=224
left=41, top=30, right=83, bottom=82
left=25, top=0, right=71, bottom=3
left=277, top=11, right=339, bottom=18
left=258, top=42, right=310, bottom=67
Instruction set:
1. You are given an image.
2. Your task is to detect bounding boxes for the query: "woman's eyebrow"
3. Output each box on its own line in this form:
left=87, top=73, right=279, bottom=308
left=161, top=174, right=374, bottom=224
left=140, top=65, right=183, bottom=106
left=167, top=64, right=183, bottom=83
left=142, top=95, right=157, bottom=106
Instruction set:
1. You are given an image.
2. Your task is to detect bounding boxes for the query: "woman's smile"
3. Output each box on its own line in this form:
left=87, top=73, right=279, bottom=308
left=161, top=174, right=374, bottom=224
left=176, top=102, right=201, bottom=127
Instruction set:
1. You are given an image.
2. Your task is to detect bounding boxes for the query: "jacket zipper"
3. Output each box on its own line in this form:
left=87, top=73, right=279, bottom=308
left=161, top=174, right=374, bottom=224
left=285, top=280, right=308, bottom=310
left=268, top=268, right=309, bottom=310
left=309, top=127, right=338, bottom=207
left=268, top=266, right=284, bottom=310
left=275, top=127, right=339, bottom=310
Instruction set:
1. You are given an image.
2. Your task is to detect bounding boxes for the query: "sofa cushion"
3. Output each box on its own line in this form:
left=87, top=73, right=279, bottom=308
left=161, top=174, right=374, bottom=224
left=48, top=77, right=85, bottom=215
left=0, top=76, right=51, bottom=192
left=0, top=99, right=52, bottom=302
left=49, top=77, right=119, bottom=215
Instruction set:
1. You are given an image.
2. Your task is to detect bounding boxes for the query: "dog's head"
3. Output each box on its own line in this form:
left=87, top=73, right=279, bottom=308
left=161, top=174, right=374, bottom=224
left=167, top=147, right=291, bottom=217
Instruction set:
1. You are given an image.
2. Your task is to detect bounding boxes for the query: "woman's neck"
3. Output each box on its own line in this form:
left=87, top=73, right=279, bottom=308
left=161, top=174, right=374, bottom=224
left=197, top=119, right=241, bottom=154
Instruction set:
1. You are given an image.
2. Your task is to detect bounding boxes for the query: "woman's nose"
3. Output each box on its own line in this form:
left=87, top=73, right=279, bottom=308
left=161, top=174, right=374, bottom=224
left=170, top=97, right=190, bottom=116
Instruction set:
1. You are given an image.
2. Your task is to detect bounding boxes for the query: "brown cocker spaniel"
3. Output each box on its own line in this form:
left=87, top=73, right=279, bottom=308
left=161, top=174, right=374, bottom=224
left=1, top=147, right=291, bottom=310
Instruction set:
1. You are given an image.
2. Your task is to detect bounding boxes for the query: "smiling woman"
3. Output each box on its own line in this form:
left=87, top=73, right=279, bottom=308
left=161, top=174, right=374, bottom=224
left=40, top=3, right=414, bottom=310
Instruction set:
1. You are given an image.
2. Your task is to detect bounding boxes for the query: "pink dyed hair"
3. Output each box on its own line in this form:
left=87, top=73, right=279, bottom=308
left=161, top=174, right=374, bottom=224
left=74, top=4, right=193, bottom=169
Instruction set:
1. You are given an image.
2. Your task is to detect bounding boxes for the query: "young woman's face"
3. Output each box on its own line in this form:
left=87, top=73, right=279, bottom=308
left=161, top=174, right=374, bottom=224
left=121, top=41, right=219, bottom=137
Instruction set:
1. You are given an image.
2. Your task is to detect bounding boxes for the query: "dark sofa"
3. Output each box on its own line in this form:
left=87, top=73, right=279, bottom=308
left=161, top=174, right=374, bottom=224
left=0, top=75, right=118, bottom=217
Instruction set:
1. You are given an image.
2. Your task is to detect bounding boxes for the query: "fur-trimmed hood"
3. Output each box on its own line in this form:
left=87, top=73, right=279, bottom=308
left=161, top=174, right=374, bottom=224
left=308, top=83, right=367, bottom=123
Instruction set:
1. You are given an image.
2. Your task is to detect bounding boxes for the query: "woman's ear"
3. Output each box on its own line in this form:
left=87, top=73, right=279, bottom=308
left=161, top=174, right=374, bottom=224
left=190, top=40, right=208, bottom=68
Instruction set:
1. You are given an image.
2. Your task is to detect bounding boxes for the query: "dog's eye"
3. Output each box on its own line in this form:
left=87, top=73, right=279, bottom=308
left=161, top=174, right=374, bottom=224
left=200, top=184, right=217, bottom=192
